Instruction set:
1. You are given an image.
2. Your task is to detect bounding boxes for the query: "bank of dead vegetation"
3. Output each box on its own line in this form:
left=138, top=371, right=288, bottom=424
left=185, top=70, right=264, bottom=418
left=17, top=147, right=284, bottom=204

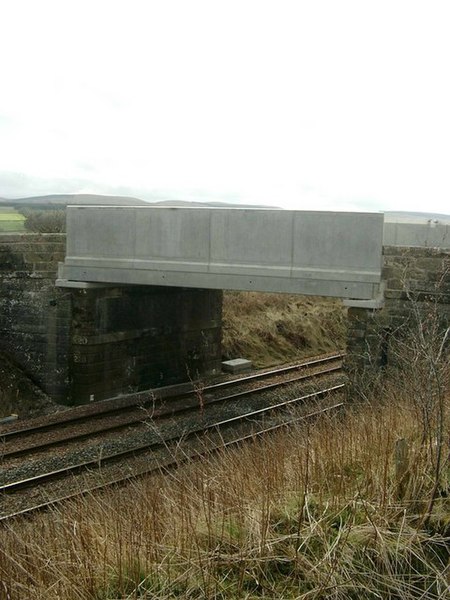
left=1, top=380, right=448, bottom=599
left=0, top=352, right=61, bottom=420
left=222, top=292, right=347, bottom=366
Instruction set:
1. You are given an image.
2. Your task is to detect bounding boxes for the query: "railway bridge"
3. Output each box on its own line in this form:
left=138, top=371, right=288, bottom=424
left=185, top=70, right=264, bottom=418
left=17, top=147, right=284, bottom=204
left=1, top=207, right=449, bottom=404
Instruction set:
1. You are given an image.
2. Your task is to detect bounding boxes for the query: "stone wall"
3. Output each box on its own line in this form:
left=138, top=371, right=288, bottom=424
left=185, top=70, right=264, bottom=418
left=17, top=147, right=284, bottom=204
left=70, top=285, right=222, bottom=403
left=0, top=234, right=70, bottom=400
left=0, top=234, right=223, bottom=405
left=347, top=246, right=450, bottom=374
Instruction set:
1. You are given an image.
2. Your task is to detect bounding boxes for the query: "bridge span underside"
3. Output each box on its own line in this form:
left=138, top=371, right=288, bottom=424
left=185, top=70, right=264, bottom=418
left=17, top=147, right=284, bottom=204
left=58, top=207, right=384, bottom=301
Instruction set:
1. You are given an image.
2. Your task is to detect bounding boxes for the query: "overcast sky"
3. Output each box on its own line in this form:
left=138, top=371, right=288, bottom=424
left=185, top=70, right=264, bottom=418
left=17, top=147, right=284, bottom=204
left=1, top=1, right=449, bottom=214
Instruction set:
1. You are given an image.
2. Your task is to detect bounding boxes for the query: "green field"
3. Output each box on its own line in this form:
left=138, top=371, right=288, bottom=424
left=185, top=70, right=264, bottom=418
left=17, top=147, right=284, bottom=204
left=0, top=209, right=26, bottom=232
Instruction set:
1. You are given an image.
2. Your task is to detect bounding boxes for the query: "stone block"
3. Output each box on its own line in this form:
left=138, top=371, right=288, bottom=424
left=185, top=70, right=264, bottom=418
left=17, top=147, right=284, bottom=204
left=222, top=358, right=252, bottom=373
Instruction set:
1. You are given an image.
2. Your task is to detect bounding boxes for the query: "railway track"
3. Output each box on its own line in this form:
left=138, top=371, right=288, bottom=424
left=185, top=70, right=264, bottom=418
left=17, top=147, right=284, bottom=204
left=0, top=352, right=345, bottom=522
left=0, top=352, right=343, bottom=458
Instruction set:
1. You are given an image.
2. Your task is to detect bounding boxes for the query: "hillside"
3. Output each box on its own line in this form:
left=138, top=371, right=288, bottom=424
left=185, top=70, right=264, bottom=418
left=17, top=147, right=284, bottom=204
left=223, top=292, right=346, bottom=366
left=0, top=194, right=276, bottom=210
left=1, top=194, right=448, bottom=218
left=0, top=193, right=149, bottom=207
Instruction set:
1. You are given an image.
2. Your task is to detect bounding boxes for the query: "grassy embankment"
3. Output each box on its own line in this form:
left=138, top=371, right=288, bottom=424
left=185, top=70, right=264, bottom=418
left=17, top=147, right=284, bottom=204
left=223, top=292, right=347, bottom=366
left=1, top=386, right=448, bottom=598
left=0, top=294, right=448, bottom=599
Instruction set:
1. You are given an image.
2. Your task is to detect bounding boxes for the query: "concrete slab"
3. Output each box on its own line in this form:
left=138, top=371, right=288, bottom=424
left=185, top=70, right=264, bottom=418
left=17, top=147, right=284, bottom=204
left=222, top=358, right=252, bottom=373
left=383, top=215, right=450, bottom=248
left=59, top=206, right=385, bottom=300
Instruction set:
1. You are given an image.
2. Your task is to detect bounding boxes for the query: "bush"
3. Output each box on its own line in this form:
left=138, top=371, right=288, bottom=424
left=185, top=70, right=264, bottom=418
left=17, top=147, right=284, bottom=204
left=21, top=209, right=66, bottom=233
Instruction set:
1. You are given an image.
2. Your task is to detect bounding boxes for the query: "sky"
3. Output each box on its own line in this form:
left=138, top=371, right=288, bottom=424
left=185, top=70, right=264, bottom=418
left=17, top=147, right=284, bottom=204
left=1, top=0, right=449, bottom=214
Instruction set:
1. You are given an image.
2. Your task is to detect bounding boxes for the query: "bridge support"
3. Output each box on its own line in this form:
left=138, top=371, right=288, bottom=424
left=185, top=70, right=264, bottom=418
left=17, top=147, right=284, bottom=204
left=0, top=234, right=222, bottom=405
left=346, top=245, right=450, bottom=380
left=68, top=284, right=222, bottom=403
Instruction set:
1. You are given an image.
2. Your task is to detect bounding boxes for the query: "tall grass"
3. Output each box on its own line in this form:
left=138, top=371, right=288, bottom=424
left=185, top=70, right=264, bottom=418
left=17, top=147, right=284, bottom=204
left=1, top=381, right=448, bottom=599
left=222, top=292, right=347, bottom=366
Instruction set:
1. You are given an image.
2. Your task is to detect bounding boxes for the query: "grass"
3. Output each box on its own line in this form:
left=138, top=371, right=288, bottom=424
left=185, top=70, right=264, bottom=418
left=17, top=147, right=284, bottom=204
left=0, top=209, right=25, bottom=232
left=0, top=207, right=66, bottom=232
left=222, top=292, right=347, bottom=366
left=0, top=380, right=448, bottom=598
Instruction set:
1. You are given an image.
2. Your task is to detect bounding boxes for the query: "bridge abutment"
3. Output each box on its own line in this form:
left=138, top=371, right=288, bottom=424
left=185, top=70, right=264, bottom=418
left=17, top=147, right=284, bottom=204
left=346, top=245, right=449, bottom=379
left=0, top=234, right=222, bottom=405
left=69, top=284, right=222, bottom=404
left=0, top=234, right=71, bottom=401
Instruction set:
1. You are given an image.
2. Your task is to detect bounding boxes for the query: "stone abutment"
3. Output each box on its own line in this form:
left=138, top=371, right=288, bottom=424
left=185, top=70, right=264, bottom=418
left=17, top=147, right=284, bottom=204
left=0, top=234, right=222, bottom=405
left=346, top=245, right=450, bottom=377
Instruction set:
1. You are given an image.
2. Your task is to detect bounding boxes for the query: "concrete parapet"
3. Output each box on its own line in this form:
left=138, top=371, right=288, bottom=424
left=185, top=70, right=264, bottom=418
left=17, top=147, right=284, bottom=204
left=59, top=206, right=384, bottom=301
left=383, top=215, right=450, bottom=248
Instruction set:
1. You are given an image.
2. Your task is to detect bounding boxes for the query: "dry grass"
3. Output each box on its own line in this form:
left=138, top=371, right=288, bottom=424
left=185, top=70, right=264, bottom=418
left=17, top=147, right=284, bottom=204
left=1, top=382, right=448, bottom=599
left=222, top=292, right=347, bottom=366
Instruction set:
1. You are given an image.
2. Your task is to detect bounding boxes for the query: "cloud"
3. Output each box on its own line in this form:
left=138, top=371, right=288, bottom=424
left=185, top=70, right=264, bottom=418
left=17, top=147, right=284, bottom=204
left=0, top=2, right=449, bottom=215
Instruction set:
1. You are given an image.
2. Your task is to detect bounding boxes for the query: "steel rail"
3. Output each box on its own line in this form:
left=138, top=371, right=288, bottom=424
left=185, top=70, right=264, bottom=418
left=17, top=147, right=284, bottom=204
left=201, top=352, right=344, bottom=391
left=1, top=364, right=343, bottom=459
left=0, top=352, right=344, bottom=442
left=0, top=398, right=344, bottom=523
left=0, top=384, right=344, bottom=495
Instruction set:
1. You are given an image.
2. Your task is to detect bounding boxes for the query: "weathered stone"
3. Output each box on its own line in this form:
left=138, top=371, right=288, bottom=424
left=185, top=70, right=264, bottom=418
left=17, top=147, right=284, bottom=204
left=347, top=244, right=450, bottom=378
left=0, top=233, right=222, bottom=406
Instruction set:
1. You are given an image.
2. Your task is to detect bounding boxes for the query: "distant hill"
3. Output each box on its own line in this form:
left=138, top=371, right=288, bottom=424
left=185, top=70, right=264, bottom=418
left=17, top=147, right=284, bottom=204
left=0, top=194, right=276, bottom=210
left=0, top=194, right=150, bottom=207
left=153, top=199, right=278, bottom=209
left=0, top=195, right=290, bottom=210
left=385, top=211, right=450, bottom=222
left=1, top=195, right=447, bottom=217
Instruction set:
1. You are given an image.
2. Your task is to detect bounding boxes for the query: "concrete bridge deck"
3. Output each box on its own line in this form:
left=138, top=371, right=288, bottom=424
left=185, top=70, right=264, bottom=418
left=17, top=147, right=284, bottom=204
left=58, top=207, right=385, bottom=301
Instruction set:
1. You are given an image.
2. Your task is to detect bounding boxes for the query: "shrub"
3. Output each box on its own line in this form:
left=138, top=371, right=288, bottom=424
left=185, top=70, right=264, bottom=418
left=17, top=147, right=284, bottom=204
left=21, top=209, right=66, bottom=233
